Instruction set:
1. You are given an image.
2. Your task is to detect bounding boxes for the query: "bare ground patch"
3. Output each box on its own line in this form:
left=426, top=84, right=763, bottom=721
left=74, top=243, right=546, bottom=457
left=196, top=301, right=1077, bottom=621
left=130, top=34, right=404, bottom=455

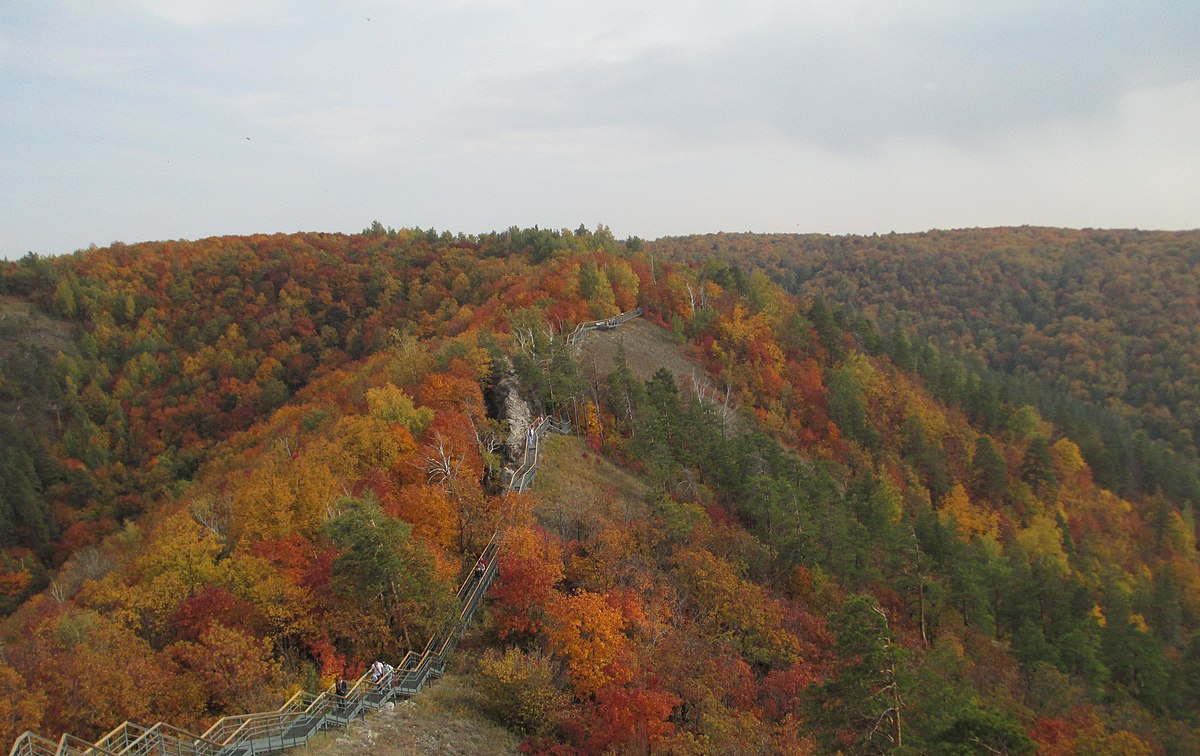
left=573, top=315, right=738, bottom=432
left=295, top=672, right=519, bottom=756
left=574, top=317, right=702, bottom=389
left=0, top=296, right=76, bottom=356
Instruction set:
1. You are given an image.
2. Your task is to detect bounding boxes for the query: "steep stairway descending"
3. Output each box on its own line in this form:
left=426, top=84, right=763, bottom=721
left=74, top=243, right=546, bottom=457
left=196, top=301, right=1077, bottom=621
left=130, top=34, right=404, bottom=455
left=7, top=536, right=502, bottom=756
left=507, top=415, right=571, bottom=494
left=9, top=307, right=645, bottom=756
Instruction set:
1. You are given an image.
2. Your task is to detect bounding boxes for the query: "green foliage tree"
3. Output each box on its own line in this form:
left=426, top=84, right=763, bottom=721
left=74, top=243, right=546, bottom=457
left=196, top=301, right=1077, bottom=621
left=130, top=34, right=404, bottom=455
left=933, top=707, right=1036, bottom=755
left=323, top=496, right=455, bottom=654
left=970, top=436, right=1008, bottom=504
left=1021, top=436, right=1058, bottom=500
left=828, top=364, right=878, bottom=450
left=365, top=383, right=433, bottom=435
left=815, top=594, right=905, bottom=752
left=903, top=415, right=951, bottom=503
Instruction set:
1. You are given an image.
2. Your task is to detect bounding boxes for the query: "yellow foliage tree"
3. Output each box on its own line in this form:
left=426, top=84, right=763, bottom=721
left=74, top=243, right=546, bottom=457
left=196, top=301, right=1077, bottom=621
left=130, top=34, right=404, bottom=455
left=231, top=462, right=295, bottom=544
left=0, top=662, right=45, bottom=747
left=546, top=589, right=633, bottom=698
left=1015, top=514, right=1071, bottom=576
left=365, top=383, right=433, bottom=435
left=1051, top=437, right=1090, bottom=486
left=939, top=482, right=999, bottom=541
left=671, top=547, right=799, bottom=668
left=104, top=513, right=229, bottom=641
left=334, top=414, right=410, bottom=475
left=288, top=452, right=343, bottom=537
left=223, top=552, right=319, bottom=644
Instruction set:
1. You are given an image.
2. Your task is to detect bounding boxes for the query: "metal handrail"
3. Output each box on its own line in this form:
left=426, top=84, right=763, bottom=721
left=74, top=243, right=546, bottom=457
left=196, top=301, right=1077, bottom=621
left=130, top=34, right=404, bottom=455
left=508, top=416, right=571, bottom=494
left=58, top=735, right=115, bottom=756
left=8, top=532, right=504, bottom=756
left=567, top=307, right=642, bottom=345
left=7, top=733, right=57, bottom=756
left=88, top=723, right=147, bottom=755
left=120, top=723, right=223, bottom=756
left=508, top=417, right=549, bottom=493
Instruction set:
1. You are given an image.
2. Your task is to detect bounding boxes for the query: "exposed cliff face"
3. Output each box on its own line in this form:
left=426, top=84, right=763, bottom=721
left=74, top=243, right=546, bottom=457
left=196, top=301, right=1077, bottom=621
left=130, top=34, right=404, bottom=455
left=486, top=356, right=532, bottom=465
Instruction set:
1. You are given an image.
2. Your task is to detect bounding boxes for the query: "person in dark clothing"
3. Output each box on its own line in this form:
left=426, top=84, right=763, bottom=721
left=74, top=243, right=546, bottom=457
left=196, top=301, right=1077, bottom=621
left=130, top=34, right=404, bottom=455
left=335, top=678, right=348, bottom=715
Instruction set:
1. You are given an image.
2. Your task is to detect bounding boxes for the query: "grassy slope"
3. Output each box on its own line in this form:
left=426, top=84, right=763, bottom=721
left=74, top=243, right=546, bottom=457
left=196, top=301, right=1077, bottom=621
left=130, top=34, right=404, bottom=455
left=574, top=317, right=695, bottom=386
left=532, top=434, right=647, bottom=538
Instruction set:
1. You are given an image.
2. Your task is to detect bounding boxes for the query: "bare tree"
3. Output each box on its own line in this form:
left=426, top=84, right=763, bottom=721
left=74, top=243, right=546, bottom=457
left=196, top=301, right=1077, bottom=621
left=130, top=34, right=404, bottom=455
left=191, top=492, right=233, bottom=538
left=421, top=432, right=465, bottom=487
left=867, top=603, right=905, bottom=750
left=75, top=546, right=113, bottom=581
left=689, top=369, right=735, bottom=432
left=48, top=576, right=67, bottom=603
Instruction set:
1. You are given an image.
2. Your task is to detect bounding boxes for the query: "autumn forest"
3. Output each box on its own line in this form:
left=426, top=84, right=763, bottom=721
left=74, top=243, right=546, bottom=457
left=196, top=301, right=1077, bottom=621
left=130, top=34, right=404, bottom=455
left=2, top=225, right=1199, bottom=754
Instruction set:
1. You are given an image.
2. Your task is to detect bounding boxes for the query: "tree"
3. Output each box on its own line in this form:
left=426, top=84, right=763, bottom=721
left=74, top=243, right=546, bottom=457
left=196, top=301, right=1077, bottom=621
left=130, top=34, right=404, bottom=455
left=490, top=525, right=564, bottom=640
left=671, top=547, right=799, bottom=669
left=0, top=661, right=45, bottom=748
left=903, top=415, right=951, bottom=503
left=169, top=622, right=284, bottom=714
left=934, top=707, right=1036, bottom=754
left=630, top=368, right=685, bottom=484
left=365, top=383, right=433, bottom=435
left=605, top=342, right=646, bottom=435
left=584, top=681, right=680, bottom=753
left=828, top=363, right=879, bottom=451
left=13, top=607, right=199, bottom=741
left=545, top=589, right=633, bottom=698
left=970, top=436, right=1008, bottom=504
left=939, top=482, right=999, bottom=542
left=815, top=594, right=904, bottom=752
left=323, top=496, right=455, bottom=654
left=1100, top=591, right=1170, bottom=713
left=389, top=483, right=458, bottom=552
left=1022, top=436, right=1059, bottom=501
left=475, top=647, right=567, bottom=736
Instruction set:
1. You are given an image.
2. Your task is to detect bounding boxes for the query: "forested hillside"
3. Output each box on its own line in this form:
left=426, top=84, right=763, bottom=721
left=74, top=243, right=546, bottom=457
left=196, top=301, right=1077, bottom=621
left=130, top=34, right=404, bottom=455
left=651, top=228, right=1200, bottom=514
left=1, top=226, right=1198, bottom=753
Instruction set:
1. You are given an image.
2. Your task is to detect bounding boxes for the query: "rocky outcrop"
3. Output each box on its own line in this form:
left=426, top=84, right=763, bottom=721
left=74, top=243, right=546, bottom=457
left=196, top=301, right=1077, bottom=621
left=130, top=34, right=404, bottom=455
left=487, top=357, right=533, bottom=463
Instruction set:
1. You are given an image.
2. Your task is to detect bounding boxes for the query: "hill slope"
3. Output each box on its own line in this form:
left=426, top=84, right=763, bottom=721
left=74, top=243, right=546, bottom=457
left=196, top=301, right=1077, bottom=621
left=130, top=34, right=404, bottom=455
left=651, top=227, right=1200, bottom=505
left=0, top=226, right=1197, bottom=754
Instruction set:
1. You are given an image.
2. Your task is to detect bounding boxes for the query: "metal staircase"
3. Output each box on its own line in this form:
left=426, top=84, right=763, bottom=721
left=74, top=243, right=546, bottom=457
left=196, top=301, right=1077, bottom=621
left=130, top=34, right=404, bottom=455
left=507, top=415, right=571, bottom=494
left=566, top=307, right=642, bottom=345
left=8, top=535, right=502, bottom=756
left=11, top=306, right=645, bottom=756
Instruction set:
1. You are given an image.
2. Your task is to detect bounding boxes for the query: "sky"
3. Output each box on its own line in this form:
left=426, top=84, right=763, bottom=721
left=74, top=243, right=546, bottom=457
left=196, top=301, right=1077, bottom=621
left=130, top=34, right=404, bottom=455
left=1, top=1, right=1198, bottom=259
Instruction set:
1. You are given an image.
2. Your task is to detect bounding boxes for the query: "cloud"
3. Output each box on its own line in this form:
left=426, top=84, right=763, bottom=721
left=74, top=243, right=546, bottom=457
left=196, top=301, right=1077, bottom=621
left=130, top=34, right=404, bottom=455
left=122, top=0, right=291, bottom=27
left=430, top=1, right=1200, bottom=154
left=42, top=43, right=145, bottom=79
left=3, top=0, right=1198, bottom=258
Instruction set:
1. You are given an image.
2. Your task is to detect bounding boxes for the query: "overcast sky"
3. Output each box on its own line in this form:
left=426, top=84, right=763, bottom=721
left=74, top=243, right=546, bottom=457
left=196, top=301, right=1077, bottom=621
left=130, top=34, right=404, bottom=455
left=2, top=1, right=1198, bottom=258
